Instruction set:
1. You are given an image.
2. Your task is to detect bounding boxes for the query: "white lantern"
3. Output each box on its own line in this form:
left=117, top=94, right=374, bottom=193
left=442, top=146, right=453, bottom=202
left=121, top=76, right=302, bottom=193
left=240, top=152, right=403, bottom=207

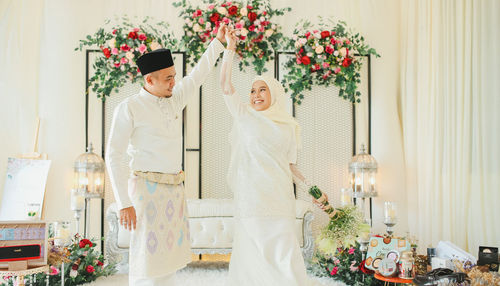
left=348, top=144, right=378, bottom=198
left=73, top=143, right=105, bottom=198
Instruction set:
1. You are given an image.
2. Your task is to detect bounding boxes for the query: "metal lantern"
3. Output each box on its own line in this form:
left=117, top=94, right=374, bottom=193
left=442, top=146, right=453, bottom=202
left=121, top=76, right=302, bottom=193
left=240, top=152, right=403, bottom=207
left=349, top=144, right=378, bottom=198
left=73, top=143, right=105, bottom=199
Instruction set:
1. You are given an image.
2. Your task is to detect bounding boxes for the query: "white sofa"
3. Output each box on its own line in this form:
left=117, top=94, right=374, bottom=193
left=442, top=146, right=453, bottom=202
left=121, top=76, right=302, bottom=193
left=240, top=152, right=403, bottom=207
left=105, top=199, right=315, bottom=273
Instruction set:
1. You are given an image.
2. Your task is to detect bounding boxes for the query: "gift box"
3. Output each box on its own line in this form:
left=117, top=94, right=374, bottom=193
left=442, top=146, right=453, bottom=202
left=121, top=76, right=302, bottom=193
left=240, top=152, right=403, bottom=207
left=0, top=221, right=47, bottom=268
left=365, top=236, right=410, bottom=271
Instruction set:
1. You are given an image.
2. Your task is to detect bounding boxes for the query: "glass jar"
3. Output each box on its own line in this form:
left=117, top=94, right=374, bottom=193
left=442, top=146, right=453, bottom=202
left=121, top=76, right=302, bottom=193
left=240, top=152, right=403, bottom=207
left=398, top=251, right=415, bottom=279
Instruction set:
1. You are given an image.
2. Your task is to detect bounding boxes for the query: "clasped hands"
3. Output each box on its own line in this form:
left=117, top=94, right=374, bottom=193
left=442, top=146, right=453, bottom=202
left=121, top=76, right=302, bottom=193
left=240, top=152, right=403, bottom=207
left=215, top=23, right=238, bottom=51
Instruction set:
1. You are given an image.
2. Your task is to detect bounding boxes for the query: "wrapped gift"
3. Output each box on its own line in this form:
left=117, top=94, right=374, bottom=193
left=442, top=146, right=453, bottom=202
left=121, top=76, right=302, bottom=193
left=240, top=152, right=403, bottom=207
left=435, top=241, right=476, bottom=271
left=365, top=236, right=410, bottom=271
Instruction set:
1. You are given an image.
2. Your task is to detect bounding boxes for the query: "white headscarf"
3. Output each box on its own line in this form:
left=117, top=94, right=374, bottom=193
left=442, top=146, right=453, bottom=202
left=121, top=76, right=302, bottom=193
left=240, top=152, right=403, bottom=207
left=252, top=75, right=302, bottom=149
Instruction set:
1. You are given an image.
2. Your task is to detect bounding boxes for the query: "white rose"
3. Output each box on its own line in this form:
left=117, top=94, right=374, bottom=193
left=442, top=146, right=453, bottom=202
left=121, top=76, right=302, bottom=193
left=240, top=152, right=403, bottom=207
left=185, top=18, right=191, bottom=24
left=187, top=31, right=193, bottom=37
left=339, top=47, right=347, bottom=57
left=315, top=33, right=321, bottom=39
left=193, top=23, right=203, bottom=33
left=217, top=7, right=227, bottom=15
left=108, top=38, right=116, bottom=48
left=307, top=52, right=313, bottom=57
left=240, top=7, right=248, bottom=16
left=265, top=29, right=273, bottom=37
left=125, top=52, right=134, bottom=60
left=294, top=41, right=302, bottom=48
left=260, top=16, right=265, bottom=22
left=187, top=21, right=193, bottom=28
left=333, top=50, right=339, bottom=57
left=292, top=35, right=297, bottom=41
left=315, top=46, right=324, bottom=54
left=299, top=38, right=307, bottom=45
left=205, top=23, right=212, bottom=30
left=120, top=65, right=125, bottom=71
left=254, top=19, right=261, bottom=25
left=271, top=24, right=276, bottom=30
left=240, top=28, right=248, bottom=37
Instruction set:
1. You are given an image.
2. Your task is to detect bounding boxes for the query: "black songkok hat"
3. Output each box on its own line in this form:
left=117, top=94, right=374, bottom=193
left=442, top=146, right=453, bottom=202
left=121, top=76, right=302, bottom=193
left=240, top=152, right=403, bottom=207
left=136, top=48, right=174, bottom=76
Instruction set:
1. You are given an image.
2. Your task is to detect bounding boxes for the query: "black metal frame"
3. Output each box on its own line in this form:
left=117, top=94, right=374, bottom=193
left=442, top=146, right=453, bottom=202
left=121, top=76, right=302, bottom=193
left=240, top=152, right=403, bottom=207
left=274, top=51, right=373, bottom=222
left=84, top=50, right=186, bottom=253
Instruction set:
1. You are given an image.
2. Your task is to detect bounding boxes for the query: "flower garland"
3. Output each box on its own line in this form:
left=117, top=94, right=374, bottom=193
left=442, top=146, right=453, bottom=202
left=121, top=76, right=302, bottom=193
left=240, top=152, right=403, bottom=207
left=173, top=0, right=290, bottom=74
left=308, top=242, right=376, bottom=286
left=76, top=16, right=178, bottom=100
left=282, top=19, right=380, bottom=104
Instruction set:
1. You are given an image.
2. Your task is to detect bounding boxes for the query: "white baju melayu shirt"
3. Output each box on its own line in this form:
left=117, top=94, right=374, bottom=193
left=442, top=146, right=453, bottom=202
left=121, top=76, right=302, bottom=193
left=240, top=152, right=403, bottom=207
left=106, top=39, right=224, bottom=210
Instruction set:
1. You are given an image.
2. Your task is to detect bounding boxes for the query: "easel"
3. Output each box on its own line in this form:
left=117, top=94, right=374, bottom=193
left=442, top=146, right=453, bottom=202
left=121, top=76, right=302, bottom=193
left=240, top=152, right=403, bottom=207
left=0, top=118, right=50, bottom=285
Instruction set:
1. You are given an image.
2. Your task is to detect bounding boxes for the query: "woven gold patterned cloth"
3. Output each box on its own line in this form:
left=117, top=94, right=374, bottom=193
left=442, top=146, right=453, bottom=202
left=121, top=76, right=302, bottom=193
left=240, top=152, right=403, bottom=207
left=133, top=170, right=185, bottom=185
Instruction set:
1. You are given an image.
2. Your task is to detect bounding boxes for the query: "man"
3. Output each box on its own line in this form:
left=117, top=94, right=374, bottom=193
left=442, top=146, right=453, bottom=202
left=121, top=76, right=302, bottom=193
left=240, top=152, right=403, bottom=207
left=106, top=24, right=228, bottom=285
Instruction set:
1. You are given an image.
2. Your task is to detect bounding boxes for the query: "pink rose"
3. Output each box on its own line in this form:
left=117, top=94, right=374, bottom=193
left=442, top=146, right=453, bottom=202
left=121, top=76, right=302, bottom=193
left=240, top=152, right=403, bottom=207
left=138, top=34, right=147, bottom=41
left=222, top=17, right=230, bottom=24
left=348, top=247, right=355, bottom=254
left=330, top=38, right=336, bottom=45
left=345, top=39, right=351, bottom=45
left=49, top=266, right=59, bottom=276
left=199, top=17, right=204, bottom=24
left=330, top=266, right=338, bottom=275
left=133, top=28, right=140, bottom=32
left=111, top=48, right=119, bottom=55
left=112, top=29, right=117, bottom=34
left=208, top=4, right=215, bottom=10
left=248, top=25, right=255, bottom=32
left=120, top=57, right=128, bottom=64
left=322, top=62, right=330, bottom=68
left=334, top=67, right=341, bottom=74
left=235, top=22, right=243, bottom=29
left=138, top=44, right=147, bottom=54
left=258, top=26, right=265, bottom=32
left=114, top=62, right=120, bottom=68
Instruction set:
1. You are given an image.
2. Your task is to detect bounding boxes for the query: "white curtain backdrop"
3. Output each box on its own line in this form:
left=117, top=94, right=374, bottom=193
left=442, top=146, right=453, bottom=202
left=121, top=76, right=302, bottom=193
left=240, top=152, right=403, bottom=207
left=401, top=0, right=500, bottom=253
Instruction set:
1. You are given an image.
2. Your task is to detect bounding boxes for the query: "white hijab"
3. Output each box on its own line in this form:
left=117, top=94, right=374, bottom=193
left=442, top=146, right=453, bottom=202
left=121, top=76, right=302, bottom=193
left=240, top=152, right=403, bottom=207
left=252, top=75, right=302, bottom=149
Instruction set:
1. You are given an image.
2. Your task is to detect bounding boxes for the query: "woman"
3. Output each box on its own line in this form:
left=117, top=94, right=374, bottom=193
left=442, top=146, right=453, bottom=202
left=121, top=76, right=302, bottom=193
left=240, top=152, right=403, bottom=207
left=220, top=30, right=318, bottom=286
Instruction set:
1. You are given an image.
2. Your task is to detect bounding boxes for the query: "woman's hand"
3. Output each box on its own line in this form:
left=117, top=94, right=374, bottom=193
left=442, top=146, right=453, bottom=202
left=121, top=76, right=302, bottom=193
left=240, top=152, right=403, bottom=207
left=313, top=193, right=329, bottom=211
left=225, top=27, right=238, bottom=51
left=216, top=23, right=227, bottom=44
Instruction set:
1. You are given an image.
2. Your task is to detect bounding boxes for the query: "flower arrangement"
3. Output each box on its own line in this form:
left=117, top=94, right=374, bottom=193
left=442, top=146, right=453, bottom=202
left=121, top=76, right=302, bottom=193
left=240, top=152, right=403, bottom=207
left=173, top=0, right=290, bottom=74
left=282, top=19, right=380, bottom=104
left=76, top=16, right=179, bottom=100
left=308, top=242, right=376, bottom=286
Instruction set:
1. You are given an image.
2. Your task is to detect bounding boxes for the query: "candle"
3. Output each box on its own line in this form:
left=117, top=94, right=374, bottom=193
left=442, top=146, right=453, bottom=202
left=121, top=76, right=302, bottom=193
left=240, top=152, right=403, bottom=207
left=71, top=189, right=85, bottom=211
left=354, top=177, right=362, bottom=192
left=340, top=188, right=352, bottom=206
left=384, top=202, right=397, bottom=222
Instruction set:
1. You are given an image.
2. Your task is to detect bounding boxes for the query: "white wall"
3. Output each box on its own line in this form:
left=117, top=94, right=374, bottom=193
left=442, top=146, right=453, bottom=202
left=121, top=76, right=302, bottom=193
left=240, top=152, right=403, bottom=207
left=1, top=0, right=406, bottom=238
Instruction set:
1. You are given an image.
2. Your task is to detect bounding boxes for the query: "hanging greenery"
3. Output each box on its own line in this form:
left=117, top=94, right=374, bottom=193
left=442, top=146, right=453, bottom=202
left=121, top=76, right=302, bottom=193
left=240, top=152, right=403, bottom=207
left=282, top=19, right=380, bottom=104
left=76, top=16, right=179, bottom=101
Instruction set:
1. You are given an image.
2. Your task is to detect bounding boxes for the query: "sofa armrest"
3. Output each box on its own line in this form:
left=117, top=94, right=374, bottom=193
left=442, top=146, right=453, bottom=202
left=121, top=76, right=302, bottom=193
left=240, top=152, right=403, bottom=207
left=105, top=203, right=130, bottom=274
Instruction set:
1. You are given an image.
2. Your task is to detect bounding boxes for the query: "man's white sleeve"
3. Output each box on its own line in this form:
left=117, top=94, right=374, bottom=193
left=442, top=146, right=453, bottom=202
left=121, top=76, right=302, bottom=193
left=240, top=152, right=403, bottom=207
left=105, top=101, right=134, bottom=210
left=172, top=38, right=225, bottom=113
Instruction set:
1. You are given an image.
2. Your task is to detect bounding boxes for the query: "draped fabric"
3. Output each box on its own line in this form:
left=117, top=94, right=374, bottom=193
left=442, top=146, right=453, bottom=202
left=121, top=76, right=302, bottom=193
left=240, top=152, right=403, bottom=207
left=400, top=0, right=500, bottom=253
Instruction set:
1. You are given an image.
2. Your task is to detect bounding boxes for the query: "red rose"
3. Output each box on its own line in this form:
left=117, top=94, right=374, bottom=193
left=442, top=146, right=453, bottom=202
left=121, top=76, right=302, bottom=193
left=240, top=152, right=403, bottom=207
left=305, top=32, right=311, bottom=38
left=261, top=21, right=269, bottom=26
left=262, top=11, right=267, bottom=15
left=120, top=44, right=130, bottom=52
left=79, top=238, right=93, bottom=249
left=247, top=12, right=257, bottom=22
left=325, top=45, right=334, bottom=54
left=240, top=35, right=246, bottom=40
left=247, top=5, right=253, bottom=10
left=86, top=265, right=95, bottom=273
left=248, top=25, right=256, bottom=32
left=112, top=29, right=117, bottom=34
left=71, top=263, right=79, bottom=270
left=210, top=13, right=220, bottom=23
left=138, top=34, right=147, bottom=41
left=314, top=63, right=320, bottom=71
left=321, top=31, right=330, bottom=39
left=128, top=31, right=138, bottom=39
left=359, top=260, right=375, bottom=274
left=342, top=57, right=353, bottom=67
left=301, top=55, right=311, bottom=65
left=96, top=261, right=104, bottom=267
left=102, top=48, right=111, bottom=58
left=330, top=38, right=336, bottom=45
left=228, top=5, right=238, bottom=15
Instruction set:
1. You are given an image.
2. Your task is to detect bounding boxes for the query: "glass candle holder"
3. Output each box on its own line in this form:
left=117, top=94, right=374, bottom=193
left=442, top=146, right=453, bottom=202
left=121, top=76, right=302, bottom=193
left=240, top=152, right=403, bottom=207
left=53, top=221, right=71, bottom=247
left=384, top=202, right=397, bottom=236
left=340, top=188, right=352, bottom=206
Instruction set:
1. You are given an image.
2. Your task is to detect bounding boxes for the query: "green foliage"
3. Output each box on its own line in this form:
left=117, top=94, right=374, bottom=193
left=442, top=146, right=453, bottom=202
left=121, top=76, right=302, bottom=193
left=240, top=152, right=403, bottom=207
left=281, top=18, right=380, bottom=104
left=308, top=242, right=378, bottom=286
left=76, top=16, right=179, bottom=101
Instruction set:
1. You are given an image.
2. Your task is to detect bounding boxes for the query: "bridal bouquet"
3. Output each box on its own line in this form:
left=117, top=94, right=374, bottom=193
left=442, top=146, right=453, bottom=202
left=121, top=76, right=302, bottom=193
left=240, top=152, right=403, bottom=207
left=308, top=185, right=370, bottom=254
left=174, top=0, right=290, bottom=74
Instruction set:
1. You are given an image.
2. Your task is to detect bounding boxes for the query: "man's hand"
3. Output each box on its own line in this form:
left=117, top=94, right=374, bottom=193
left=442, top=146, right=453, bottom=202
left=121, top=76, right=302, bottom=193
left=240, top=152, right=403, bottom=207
left=120, top=206, right=137, bottom=231
left=216, top=23, right=227, bottom=44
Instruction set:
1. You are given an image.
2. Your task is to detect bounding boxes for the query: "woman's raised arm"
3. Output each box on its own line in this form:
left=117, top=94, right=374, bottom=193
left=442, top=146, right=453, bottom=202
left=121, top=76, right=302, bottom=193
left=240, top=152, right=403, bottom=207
left=220, top=29, right=238, bottom=95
